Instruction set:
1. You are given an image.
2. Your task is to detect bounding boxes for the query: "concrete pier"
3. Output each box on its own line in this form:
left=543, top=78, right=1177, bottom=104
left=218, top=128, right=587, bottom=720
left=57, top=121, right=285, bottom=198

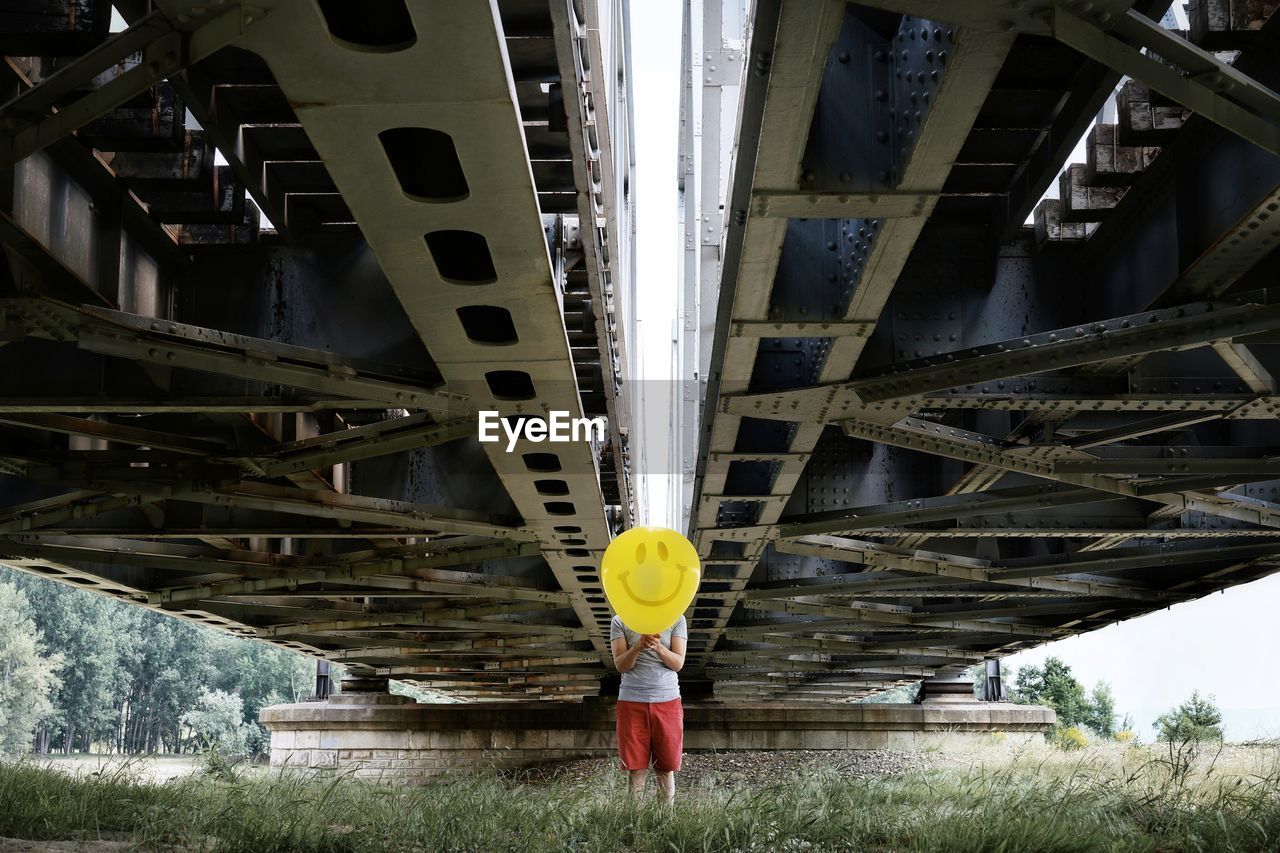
left=261, top=693, right=1055, bottom=782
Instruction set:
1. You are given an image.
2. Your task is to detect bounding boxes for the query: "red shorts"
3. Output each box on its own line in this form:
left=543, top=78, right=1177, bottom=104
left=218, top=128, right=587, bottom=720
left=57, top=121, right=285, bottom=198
left=616, top=697, right=683, bottom=772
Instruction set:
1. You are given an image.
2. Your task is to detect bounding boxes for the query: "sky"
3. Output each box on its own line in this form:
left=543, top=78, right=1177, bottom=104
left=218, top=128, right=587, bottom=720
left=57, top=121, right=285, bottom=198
left=624, top=2, right=1280, bottom=741
left=629, top=0, right=683, bottom=530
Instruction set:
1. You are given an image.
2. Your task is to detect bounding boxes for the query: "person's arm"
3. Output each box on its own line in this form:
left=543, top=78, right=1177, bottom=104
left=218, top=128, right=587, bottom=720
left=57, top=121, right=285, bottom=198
left=648, top=634, right=686, bottom=673
left=611, top=635, right=646, bottom=673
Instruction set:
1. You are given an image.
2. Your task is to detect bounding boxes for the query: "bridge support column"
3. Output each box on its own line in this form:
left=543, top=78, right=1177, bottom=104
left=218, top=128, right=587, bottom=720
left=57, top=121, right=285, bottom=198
left=260, top=697, right=1056, bottom=784
left=980, top=660, right=1007, bottom=702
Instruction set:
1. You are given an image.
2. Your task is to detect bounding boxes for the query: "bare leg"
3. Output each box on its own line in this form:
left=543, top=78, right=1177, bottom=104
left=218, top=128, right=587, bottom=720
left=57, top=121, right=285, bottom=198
left=654, top=770, right=675, bottom=804
left=628, top=768, right=647, bottom=797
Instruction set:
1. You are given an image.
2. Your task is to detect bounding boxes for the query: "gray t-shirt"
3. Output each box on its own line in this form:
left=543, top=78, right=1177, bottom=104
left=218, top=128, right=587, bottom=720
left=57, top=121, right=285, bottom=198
left=610, top=614, right=687, bottom=703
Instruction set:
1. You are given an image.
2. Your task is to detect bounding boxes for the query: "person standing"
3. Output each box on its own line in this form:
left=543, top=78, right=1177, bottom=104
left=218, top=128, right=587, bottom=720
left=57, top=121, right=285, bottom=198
left=609, top=613, right=687, bottom=803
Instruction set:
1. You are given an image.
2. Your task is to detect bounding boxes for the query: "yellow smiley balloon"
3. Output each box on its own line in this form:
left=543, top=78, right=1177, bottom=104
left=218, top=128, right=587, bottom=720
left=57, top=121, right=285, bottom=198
left=600, top=526, right=701, bottom=634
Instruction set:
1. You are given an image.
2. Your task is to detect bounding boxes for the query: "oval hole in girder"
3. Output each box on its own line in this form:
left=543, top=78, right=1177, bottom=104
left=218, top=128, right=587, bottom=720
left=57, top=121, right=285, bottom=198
left=523, top=453, right=561, bottom=473
left=425, top=230, right=497, bottom=284
left=566, top=548, right=590, bottom=557
left=316, top=0, right=416, bottom=52
left=554, top=525, right=582, bottom=533
left=535, top=478, right=570, bottom=496
left=456, top=305, right=517, bottom=345
left=379, top=127, right=468, bottom=201
left=485, top=370, right=535, bottom=400
left=545, top=502, right=576, bottom=516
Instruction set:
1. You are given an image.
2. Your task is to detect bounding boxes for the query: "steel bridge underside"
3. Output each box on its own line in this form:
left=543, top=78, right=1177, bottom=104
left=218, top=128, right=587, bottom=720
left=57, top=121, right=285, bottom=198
left=0, top=0, right=636, bottom=700
left=686, top=0, right=1280, bottom=700
left=4, top=0, right=1280, bottom=706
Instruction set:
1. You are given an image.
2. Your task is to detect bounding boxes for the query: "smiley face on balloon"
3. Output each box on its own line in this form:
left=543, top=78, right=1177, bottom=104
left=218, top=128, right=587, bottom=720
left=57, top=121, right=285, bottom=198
left=601, top=526, right=701, bottom=634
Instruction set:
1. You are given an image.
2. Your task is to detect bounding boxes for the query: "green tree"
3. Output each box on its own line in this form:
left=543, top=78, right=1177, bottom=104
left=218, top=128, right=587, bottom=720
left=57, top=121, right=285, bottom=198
left=11, top=576, right=126, bottom=753
left=0, top=583, right=63, bottom=754
left=1153, top=691, right=1224, bottom=742
left=208, top=635, right=313, bottom=725
left=181, top=688, right=253, bottom=756
left=1083, top=681, right=1117, bottom=738
left=0, top=567, right=333, bottom=755
left=1008, top=658, right=1120, bottom=738
left=115, top=612, right=214, bottom=753
left=1010, top=657, right=1091, bottom=729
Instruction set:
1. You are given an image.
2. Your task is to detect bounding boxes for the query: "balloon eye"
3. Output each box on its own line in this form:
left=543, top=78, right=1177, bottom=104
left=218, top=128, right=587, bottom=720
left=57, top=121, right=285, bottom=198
left=635, top=543, right=646, bottom=563
left=657, top=541, right=669, bottom=561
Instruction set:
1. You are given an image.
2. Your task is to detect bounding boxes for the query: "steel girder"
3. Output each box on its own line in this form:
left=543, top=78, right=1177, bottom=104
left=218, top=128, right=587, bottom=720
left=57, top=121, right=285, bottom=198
left=687, top=0, right=1018, bottom=680
left=684, top=0, right=1280, bottom=699
left=224, top=0, right=621, bottom=670
left=547, top=0, right=636, bottom=524
left=0, top=1, right=635, bottom=700
left=0, top=5, right=249, bottom=169
left=851, top=0, right=1280, bottom=152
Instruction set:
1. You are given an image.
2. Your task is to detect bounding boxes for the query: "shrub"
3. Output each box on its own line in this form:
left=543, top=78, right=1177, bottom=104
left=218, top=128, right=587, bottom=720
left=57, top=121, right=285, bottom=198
left=1153, top=691, right=1224, bottom=743
left=180, top=688, right=255, bottom=757
left=1114, top=730, right=1136, bottom=743
left=1054, top=726, right=1089, bottom=751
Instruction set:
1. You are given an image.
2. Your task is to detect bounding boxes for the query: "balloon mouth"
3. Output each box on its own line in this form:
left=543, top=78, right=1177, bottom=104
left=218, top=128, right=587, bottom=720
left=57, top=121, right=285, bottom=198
left=618, top=564, right=692, bottom=606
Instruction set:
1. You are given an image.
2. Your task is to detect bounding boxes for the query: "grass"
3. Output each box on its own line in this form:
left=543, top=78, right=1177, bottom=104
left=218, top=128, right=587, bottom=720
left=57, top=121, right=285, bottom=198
left=0, top=742, right=1277, bottom=851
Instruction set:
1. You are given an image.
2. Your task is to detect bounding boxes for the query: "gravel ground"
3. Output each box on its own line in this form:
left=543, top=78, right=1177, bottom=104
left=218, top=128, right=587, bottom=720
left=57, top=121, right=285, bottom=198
left=509, top=749, right=963, bottom=789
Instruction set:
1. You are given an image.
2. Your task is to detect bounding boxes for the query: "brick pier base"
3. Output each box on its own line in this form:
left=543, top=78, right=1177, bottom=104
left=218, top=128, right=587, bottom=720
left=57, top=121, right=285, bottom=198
left=260, top=692, right=1055, bottom=783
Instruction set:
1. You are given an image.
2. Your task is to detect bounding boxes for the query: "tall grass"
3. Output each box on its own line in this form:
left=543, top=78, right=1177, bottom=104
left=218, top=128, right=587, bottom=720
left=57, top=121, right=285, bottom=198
left=1, top=743, right=1277, bottom=851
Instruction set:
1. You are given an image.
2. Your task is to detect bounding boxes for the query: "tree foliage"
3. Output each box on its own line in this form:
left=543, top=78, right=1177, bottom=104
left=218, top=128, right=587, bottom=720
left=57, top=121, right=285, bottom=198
left=0, top=567, right=319, bottom=755
left=1084, top=682, right=1118, bottom=739
left=1008, top=657, right=1116, bottom=738
left=0, top=583, right=63, bottom=755
left=181, top=688, right=256, bottom=756
left=1153, top=691, right=1224, bottom=743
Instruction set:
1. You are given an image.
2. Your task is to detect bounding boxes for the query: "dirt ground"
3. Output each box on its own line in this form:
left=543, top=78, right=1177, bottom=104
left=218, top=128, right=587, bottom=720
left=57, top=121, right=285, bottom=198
left=0, top=837, right=135, bottom=852
left=507, top=747, right=968, bottom=788
left=20, top=754, right=200, bottom=786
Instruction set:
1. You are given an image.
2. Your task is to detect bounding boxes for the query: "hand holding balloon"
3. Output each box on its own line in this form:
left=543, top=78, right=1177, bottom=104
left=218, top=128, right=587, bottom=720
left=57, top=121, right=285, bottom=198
left=600, top=527, right=701, bottom=634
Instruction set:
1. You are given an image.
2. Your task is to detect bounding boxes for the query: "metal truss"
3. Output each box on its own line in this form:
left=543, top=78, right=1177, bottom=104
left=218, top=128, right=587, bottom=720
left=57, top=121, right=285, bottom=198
left=0, top=4, right=251, bottom=169
left=682, top=0, right=1280, bottom=700
left=0, top=1, right=637, bottom=700
left=853, top=0, right=1280, bottom=154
